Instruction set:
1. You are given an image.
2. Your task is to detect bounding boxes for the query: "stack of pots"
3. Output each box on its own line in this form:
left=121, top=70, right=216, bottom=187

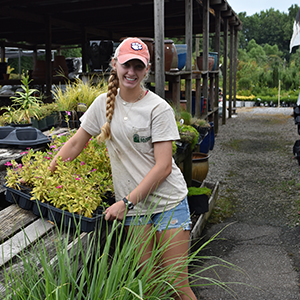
left=86, top=40, right=113, bottom=72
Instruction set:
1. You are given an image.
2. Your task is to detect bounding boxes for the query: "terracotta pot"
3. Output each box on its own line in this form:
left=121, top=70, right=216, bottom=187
left=32, top=60, right=46, bottom=80
left=3, top=74, right=9, bottom=80
left=192, top=152, right=210, bottom=182
left=138, top=37, right=154, bottom=64
left=152, top=39, right=174, bottom=72
left=180, top=100, right=187, bottom=110
left=170, top=43, right=178, bottom=71
left=196, top=55, right=214, bottom=71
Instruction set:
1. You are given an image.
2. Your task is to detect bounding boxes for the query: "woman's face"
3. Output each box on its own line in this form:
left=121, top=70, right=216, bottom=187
left=113, top=59, right=150, bottom=90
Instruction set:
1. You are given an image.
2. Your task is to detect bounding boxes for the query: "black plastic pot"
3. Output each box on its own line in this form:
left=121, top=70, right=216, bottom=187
left=188, top=194, right=209, bottom=215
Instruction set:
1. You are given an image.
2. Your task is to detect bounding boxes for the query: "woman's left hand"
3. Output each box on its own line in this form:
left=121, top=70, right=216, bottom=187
left=104, top=201, right=126, bottom=221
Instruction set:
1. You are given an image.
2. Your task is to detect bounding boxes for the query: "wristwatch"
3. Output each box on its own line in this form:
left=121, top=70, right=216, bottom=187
left=122, top=197, right=134, bottom=210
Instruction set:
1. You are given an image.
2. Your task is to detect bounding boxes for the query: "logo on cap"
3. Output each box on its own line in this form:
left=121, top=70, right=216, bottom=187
left=131, top=42, right=143, bottom=51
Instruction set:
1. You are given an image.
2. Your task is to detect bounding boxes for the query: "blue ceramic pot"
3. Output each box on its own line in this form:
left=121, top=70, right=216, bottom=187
left=175, top=44, right=187, bottom=70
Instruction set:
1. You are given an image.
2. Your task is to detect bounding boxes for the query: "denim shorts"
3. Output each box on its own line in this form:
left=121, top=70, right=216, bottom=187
left=123, top=196, right=192, bottom=232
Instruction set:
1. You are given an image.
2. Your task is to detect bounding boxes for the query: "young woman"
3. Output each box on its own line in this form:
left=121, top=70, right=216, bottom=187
left=50, top=37, right=197, bottom=300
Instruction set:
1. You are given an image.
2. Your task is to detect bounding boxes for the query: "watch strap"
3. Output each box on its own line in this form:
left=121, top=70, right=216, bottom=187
left=122, top=197, right=134, bottom=210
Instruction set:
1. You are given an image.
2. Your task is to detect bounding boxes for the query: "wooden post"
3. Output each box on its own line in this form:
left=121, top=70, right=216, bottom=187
left=202, top=0, right=209, bottom=117
left=185, top=0, right=193, bottom=114
left=222, top=18, right=228, bottom=125
left=233, top=28, right=238, bottom=111
left=228, top=23, right=234, bottom=118
left=214, top=9, right=221, bottom=134
left=154, top=0, right=165, bottom=99
left=81, top=28, right=87, bottom=73
left=0, top=43, right=5, bottom=63
left=45, top=15, right=53, bottom=102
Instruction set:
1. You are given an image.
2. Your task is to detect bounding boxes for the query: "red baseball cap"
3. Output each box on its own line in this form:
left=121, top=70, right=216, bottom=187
left=115, top=37, right=150, bottom=66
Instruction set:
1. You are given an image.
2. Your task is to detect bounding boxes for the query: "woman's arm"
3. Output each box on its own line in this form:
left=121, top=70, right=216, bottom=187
left=49, top=127, right=92, bottom=172
left=104, top=140, right=173, bottom=221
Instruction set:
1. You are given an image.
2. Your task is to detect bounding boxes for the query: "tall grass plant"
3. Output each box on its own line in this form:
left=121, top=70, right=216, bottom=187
left=2, top=208, right=245, bottom=299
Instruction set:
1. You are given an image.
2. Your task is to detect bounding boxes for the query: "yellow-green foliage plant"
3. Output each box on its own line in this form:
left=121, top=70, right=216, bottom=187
left=5, top=131, right=113, bottom=218
left=52, top=75, right=108, bottom=112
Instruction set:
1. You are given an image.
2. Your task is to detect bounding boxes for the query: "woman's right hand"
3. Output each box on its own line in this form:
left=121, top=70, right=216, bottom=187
left=104, top=201, right=127, bottom=221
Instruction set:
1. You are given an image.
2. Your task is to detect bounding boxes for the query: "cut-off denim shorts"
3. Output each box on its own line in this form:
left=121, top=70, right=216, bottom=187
left=123, top=196, right=192, bottom=232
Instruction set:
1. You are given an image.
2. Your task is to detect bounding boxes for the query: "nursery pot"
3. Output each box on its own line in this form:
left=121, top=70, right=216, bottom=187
left=192, top=152, right=210, bottom=182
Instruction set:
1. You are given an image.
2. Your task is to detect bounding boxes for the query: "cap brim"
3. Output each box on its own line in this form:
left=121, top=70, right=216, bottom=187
left=117, top=55, right=148, bottom=67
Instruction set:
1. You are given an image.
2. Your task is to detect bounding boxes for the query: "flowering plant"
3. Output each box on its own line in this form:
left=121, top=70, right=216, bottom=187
left=5, top=131, right=113, bottom=218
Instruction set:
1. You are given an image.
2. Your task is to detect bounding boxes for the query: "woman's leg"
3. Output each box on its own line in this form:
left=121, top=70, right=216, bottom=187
left=156, top=228, right=197, bottom=300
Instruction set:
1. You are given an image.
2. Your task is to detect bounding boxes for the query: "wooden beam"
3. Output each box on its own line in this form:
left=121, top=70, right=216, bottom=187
left=222, top=18, right=228, bottom=125
left=228, top=23, right=234, bottom=118
left=202, top=0, right=209, bottom=117
left=214, top=8, right=221, bottom=133
left=233, top=29, right=238, bottom=108
left=211, top=3, right=228, bottom=11
left=154, top=0, right=165, bottom=98
left=0, top=6, right=116, bottom=42
left=45, top=16, right=52, bottom=101
left=209, top=0, right=223, bottom=5
left=222, top=9, right=233, bottom=17
left=185, top=0, right=193, bottom=114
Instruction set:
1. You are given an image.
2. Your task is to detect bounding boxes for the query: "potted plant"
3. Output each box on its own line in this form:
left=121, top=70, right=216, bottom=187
left=176, top=121, right=199, bottom=153
left=9, top=73, right=43, bottom=125
left=191, top=117, right=211, bottom=141
left=187, top=185, right=211, bottom=215
left=5, top=130, right=114, bottom=221
left=52, top=75, right=108, bottom=128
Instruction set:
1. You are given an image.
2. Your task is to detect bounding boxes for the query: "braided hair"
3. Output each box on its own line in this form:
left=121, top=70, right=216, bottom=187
left=97, top=69, right=119, bottom=143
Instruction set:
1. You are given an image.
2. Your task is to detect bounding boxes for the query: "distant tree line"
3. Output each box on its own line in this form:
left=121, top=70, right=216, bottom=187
left=228, top=4, right=300, bottom=97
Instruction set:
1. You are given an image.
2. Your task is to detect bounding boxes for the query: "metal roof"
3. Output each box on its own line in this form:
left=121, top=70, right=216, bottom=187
left=0, top=0, right=242, bottom=49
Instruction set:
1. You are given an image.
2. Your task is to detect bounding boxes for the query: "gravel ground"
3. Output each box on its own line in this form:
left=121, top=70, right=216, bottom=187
left=192, top=106, right=300, bottom=299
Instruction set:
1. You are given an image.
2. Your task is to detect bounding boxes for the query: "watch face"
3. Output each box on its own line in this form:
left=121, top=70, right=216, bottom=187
left=128, top=202, right=134, bottom=210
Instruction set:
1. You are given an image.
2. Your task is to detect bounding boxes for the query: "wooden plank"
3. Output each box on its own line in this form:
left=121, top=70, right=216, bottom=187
left=0, top=229, right=70, bottom=294
left=189, top=181, right=219, bottom=248
left=0, top=205, right=38, bottom=243
left=0, top=219, right=54, bottom=267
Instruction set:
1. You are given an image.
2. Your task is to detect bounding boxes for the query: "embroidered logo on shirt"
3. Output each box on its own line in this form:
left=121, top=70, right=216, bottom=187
left=131, top=42, right=143, bottom=51
left=133, top=134, right=151, bottom=143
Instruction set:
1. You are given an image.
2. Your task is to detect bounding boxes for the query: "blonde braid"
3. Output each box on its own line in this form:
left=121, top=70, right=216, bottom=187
left=97, top=69, right=119, bottom=144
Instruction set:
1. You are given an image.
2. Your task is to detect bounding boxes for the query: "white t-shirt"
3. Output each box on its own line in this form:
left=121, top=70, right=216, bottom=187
left=80, top=89, right=188, bottom=216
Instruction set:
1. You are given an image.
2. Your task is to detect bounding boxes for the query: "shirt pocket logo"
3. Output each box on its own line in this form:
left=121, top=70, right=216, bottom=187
left=132, top=127, right=152, bottom=152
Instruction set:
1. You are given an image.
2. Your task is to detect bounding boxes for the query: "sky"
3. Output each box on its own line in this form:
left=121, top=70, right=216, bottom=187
left=227, top=1, right=297, bottom=16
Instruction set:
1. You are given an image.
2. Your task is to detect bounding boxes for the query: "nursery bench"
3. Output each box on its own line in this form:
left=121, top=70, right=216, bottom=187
left=0, top=179, right=219, bottom=296
left=0, top=199, right=117, bottom=298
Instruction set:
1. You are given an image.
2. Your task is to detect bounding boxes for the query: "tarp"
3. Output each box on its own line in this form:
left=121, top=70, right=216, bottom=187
left=290, top=8, right=300, bottom=53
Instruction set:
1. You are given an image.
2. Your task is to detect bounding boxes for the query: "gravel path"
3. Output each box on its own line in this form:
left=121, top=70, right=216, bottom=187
left=192, top=106, right=300, bottom=300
